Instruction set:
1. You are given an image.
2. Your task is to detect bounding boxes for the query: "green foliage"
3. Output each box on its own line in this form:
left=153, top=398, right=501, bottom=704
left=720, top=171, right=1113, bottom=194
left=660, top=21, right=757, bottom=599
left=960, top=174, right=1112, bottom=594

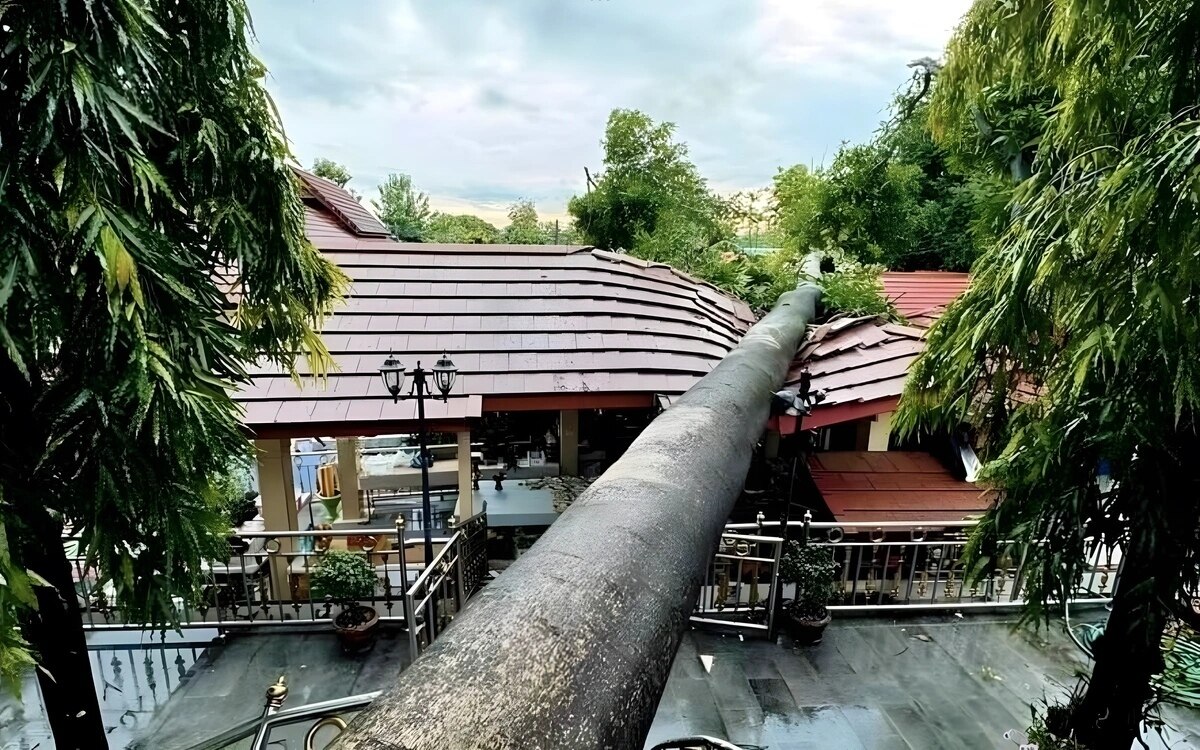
left=0, top=0, right=345, bottom=691
left=425, top=213, right=500, bottom=244
left=373, top=173, right=430, bottom=241
left=816, top=251, right=896, bottom=318
left=211, top=460, right=256, bottom=527
left=502, top=199, right=543, bottom=244
left=773, top=91, right=991, bottom=272
left=1161, top=629, right=1200, bottom=709
left=539, top=220, right=580, bottom=245
left=310, top=158, right=353, bottom=188
left=779, top=542, right=839, bottom=620
left=896, top=0, right=1200, bottom=741
left=569, top=109, right=732, bottom=260
left=310, top=550, right=378, bottom=603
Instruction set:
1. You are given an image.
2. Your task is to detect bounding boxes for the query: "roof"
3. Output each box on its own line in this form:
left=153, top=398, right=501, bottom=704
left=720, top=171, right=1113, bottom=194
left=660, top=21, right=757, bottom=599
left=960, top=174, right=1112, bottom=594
left=808, top=451, right=995, bottom=523
left=881, top=271, right=970, bottom=320
left=294, top=168, right=390, bottom=238
left=238, top=173, right=755, bottom=436
left=773, top=316, right=927, bottom=432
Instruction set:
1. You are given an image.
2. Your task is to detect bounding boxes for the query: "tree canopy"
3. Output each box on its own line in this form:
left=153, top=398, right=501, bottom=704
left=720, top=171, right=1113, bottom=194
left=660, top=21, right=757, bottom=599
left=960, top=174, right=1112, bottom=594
left=502, top=199, right=544, bottom=244
left=0, top=0, right=344, bottom=743
left=773, top=87, right=991, bottom=272
left=896, top=1, right=1200, bottom=745
left=425, top=213, right=501, bottom=244
left=373, top=172, right=430, bottom=242
left=311, top=157, right=353, bottom=188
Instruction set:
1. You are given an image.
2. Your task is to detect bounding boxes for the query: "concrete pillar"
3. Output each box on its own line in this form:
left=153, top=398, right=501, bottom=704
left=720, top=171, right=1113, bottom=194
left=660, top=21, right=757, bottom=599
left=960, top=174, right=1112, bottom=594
left=559, top=409, right=579, bottom=476
left=763, top=430, right=781, bottom=459
left=454, top=430, right=475, bottom=521
left=337, top=437, right=363, bottom=522
left=867, top=411, right=894, bottom=452
left=256, top=438, right=298, bottom=601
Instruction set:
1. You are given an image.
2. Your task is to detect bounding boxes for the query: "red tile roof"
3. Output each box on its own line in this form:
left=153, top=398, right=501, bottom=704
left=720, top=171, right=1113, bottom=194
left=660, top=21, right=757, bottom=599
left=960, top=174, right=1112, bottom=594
left=237, top=173, right=755, bottom=436
left=881, top=271, right=970, bottom=320
left=809, top=451, right=995, bottom=523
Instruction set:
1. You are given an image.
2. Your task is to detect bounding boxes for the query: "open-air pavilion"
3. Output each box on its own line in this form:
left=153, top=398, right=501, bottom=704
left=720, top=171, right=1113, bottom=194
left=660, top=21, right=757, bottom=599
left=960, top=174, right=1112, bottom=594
left=234, top=169, right=756, bottom=596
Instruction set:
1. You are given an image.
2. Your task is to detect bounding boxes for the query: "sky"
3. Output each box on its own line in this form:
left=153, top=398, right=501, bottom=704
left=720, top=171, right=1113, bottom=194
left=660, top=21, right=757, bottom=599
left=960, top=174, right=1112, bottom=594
left=248, top=0, right=973, bottom=225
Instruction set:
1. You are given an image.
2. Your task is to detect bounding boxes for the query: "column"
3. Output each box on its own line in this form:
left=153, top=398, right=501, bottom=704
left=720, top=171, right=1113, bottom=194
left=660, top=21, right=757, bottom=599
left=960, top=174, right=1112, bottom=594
left=867, top=411, right=894, bottom=452
left=763, top=430, right=781, bottom=459
left=336, top=437, right=363, bottom=522
left=559, top=409, right=579, bottom=476
left=454, top=430, right=475, bottom=521
left=256, top=438, right=299, bottom=601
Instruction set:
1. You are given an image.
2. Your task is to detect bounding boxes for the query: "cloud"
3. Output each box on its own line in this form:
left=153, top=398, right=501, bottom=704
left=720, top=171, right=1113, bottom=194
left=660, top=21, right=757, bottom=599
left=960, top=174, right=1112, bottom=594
left=248, top=0, right=971, bottom=223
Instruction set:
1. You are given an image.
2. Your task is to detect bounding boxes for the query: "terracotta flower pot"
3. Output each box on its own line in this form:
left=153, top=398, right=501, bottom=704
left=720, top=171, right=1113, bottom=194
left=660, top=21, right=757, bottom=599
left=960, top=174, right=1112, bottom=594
left=333, top=604, right=379, bottom=654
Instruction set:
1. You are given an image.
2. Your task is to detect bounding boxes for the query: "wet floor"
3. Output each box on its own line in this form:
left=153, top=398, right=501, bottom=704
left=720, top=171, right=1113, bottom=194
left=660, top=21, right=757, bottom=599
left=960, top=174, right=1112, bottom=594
left=4, top=614, right=1198, bottom=749
left=645, top=614, right=1200, bottom=749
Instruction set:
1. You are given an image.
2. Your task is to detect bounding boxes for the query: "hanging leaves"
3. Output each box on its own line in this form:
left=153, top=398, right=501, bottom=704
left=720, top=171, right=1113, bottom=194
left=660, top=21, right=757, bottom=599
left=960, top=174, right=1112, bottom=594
left=0, top=0, right=345, bottom=693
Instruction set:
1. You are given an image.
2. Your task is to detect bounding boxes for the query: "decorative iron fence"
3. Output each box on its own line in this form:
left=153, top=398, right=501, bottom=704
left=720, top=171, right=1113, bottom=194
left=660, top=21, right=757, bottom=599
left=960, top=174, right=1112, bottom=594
left=70, top=511, right=489, bottom=635
left=405, top=511, right=489, bottom=657
left=691, top=515, right=1120, bottom=635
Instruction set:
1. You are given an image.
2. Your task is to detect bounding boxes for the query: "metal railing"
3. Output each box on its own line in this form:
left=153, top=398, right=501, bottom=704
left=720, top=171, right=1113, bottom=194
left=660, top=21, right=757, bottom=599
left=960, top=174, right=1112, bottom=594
left=70, top=511, right=489, bottom=635
left=190, top=676, right=747, bottom=750
left=405, top=510, right=488, bottom=657
left=692, top=516, right=1120, bottom=634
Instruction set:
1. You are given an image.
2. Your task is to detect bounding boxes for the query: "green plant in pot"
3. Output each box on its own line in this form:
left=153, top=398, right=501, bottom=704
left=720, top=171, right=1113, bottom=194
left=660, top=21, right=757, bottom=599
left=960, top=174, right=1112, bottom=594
left=310, top=549, right=380, bottom=653
left=779, top=541, right=839, bottom=645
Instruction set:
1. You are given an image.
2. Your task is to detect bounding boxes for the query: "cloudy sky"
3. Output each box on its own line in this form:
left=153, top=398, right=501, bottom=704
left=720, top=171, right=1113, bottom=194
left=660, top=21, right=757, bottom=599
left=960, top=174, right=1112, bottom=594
left=248, top=0, right=972, bottom=224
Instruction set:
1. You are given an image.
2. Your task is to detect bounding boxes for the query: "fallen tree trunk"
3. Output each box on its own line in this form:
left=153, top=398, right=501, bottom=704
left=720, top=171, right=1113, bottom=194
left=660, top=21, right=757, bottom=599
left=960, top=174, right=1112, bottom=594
left=332, top=283, right=822, bottom=750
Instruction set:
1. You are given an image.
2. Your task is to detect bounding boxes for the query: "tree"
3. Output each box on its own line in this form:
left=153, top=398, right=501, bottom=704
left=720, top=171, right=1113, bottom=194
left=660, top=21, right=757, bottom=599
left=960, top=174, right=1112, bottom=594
left=0, top=2, right=345, bottom=747
left=373, top=173, right=430, bottom=242
left=502, top=199, right=543, bottom=244
left=425, top=213, right=500, bottom=244
left=539, top=220, right=580, bottom=245
left=311, top=157, right=353, bottom=188
left=773, top=82, right=992, bottom=272
left=569, top=109, right=730, bottom=256
left=896, top=2, right=1200, bottom=747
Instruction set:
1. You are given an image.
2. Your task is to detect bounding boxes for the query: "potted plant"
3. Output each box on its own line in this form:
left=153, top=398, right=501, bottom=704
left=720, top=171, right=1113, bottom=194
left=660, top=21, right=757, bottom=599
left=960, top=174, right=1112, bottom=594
left=310, top=550, right=380, bottom=653
left=779, top=541, right=839, bottom=645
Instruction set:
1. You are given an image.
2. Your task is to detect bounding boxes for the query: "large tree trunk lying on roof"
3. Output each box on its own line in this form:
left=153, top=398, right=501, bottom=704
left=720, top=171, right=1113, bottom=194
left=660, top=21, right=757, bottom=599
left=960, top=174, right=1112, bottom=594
left=331, top=283, right=822, bottom=750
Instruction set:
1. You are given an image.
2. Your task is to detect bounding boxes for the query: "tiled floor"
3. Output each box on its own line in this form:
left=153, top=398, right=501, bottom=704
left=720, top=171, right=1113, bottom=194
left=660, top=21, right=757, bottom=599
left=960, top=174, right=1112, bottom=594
left=645, top=615, right=1200, bottom=749
left=5, top=614, right=1198, bottom=749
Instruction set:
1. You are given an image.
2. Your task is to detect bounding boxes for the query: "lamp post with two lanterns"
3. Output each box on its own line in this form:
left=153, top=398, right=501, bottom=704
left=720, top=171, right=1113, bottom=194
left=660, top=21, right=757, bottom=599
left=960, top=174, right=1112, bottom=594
left=378, top=352, right=458, bottom=566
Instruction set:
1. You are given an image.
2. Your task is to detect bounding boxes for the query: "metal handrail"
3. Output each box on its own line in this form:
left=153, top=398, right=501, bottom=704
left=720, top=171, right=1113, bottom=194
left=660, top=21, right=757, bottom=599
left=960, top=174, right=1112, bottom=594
left=185, top=678, right=380, bottom=750
left=650, top=737, right=745, bottom=750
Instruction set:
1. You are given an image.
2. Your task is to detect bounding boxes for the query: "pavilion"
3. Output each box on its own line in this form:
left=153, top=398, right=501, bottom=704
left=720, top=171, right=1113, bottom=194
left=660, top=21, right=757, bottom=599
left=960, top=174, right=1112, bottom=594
left=242, top=170, right=756, bottom=556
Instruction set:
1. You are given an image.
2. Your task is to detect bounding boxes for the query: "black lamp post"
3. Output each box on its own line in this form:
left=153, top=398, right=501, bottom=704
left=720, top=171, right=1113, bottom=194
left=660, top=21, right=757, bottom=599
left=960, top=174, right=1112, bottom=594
left=380, top=352, right=458, bottom=565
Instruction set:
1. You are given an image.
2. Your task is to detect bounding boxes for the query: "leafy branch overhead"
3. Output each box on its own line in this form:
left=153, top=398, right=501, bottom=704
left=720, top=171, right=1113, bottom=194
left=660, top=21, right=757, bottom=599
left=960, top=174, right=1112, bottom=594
left=0, top=0, right=345, bottom=707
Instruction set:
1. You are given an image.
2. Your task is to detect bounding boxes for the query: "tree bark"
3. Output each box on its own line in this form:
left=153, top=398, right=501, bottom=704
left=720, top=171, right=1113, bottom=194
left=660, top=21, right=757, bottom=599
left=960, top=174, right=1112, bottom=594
left=17, top=514, right=108, bottom=749
left=1070, top=536, right=1168, bottom=749
left=330, top=283, right=821, bottom=750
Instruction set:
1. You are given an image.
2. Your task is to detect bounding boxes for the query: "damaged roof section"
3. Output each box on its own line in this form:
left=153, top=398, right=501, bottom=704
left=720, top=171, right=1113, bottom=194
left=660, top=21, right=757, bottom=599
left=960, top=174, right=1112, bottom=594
left=775, top=316, right=928, bottom=432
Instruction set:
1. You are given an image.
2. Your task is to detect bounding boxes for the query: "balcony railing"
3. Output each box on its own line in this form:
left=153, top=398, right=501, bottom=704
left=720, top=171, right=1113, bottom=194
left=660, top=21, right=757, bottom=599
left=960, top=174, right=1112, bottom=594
left=692, top=516, right=1120, bottom=636
left=68, top=511, right=489, bottom=637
